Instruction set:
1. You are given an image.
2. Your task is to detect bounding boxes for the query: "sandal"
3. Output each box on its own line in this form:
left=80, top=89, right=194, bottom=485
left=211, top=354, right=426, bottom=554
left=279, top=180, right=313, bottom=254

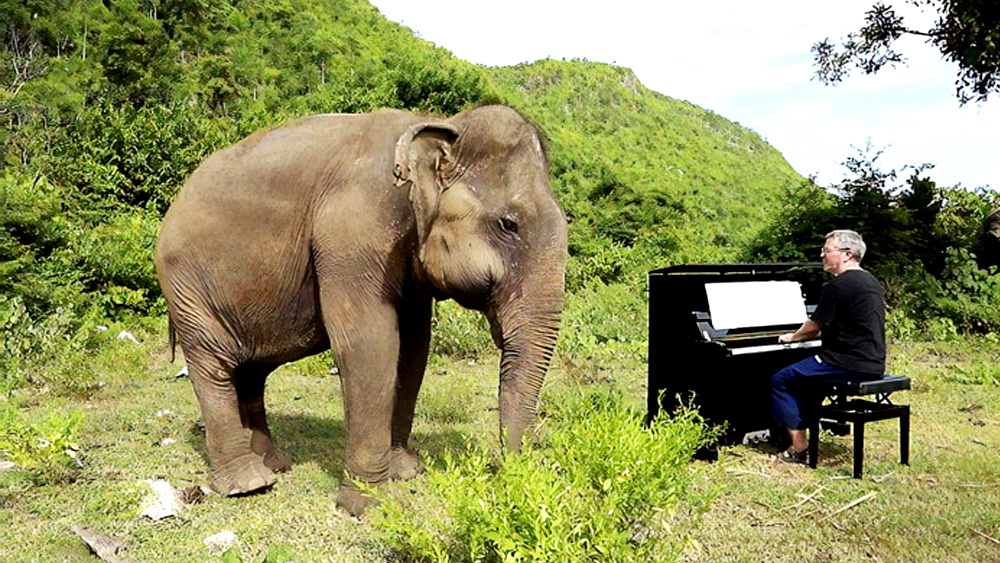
left=778, top=446, right=808, bottom=465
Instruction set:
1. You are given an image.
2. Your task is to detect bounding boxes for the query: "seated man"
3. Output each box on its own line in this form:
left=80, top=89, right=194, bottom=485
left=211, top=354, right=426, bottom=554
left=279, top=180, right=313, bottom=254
left=772, top=229, right=886, bottom=463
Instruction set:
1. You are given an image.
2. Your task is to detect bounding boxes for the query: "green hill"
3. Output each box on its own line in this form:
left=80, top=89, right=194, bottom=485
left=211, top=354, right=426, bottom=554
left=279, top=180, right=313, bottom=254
left=1, top=0, right=807, bottom=321
left=486, top=60, right=805, bottom=287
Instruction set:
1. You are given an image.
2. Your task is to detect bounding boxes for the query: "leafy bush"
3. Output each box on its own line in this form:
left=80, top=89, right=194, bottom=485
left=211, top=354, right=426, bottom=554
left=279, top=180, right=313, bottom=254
left=369, top=388, right=714, bottom=563
left=430, top=300, right=494, bottom=360
left=72, top=210, right=163, bottom=317
left=745, top=145, right=1000, bottom=335
left=0, top=406, right=83, bottom=484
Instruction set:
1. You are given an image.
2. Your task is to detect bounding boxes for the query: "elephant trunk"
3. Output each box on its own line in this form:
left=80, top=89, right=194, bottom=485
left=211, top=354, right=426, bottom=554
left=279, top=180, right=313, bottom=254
left=490, top=269, right=564, bottom=452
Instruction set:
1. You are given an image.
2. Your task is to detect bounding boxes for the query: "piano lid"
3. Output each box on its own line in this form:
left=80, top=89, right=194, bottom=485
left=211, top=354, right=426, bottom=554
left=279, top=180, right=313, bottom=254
left=705, top=280, right=808, bottom=330
left=649, top=262, right=819, bottom=276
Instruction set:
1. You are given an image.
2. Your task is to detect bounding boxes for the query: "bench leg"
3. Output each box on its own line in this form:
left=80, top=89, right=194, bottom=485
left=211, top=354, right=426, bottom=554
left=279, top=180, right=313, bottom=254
left=900, top=406, right=910, bottom=466
left=853, top=422, right=864, bottom=479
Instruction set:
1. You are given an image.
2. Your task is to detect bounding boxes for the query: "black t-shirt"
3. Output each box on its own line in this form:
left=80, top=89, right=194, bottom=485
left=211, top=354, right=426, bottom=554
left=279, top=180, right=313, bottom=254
left=810, top=268, right=886, bottom=375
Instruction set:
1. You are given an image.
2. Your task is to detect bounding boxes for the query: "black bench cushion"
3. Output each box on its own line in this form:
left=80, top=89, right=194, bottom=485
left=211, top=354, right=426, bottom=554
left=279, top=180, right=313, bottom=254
left=820, top=375, right=911, bottom=396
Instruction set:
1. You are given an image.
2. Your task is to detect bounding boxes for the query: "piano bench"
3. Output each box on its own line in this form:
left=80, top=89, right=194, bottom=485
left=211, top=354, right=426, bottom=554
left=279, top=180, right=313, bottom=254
left=807, top=375, right=911, bottom=478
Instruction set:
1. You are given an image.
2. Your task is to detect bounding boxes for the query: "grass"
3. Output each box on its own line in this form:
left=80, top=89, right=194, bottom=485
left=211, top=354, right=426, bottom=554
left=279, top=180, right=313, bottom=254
left=2, top=322, right=999, bottom=562
left=683, top=339, right=1000, bottom=563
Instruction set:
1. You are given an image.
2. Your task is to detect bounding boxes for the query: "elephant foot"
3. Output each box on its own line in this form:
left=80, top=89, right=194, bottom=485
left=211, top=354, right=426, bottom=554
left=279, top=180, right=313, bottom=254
left=263, top=445, right=292, bottom=473
left=211, top=452, right=277, bottom=496
left=389, top=447, right=421, bottom=480
left=335, top=483, right=378, bottom=517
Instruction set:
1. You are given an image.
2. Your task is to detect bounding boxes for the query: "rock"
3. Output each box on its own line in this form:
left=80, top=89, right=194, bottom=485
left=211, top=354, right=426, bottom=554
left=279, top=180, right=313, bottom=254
left=116, top=330, right=139, bottom=344
left=72, top=526, right=133, bottom=563
left=139, top=479, right=184, bottom=521
left=203, top=530, right=238, bottom=555
left=0, top=460, right=15, bottom=472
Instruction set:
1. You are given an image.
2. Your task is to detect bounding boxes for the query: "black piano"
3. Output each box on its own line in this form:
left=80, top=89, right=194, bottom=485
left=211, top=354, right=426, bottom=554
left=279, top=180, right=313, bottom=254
left=647, top=263, right=827, bottom=445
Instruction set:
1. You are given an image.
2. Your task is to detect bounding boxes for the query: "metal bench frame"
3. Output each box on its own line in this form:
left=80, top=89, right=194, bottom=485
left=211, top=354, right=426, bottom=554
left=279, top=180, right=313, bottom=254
left=807, top=375, right=911, bottom=478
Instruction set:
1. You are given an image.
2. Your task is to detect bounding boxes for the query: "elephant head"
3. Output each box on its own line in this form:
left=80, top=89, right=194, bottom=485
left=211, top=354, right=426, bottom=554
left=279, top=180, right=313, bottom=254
left=975, top=208, right=1000, bottom=270
left=394, top=105, right=568, bottom=450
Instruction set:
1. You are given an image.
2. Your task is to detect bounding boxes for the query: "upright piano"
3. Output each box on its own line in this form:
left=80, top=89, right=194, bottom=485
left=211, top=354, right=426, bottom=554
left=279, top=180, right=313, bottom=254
left=647, top=263, right=826, bottom=445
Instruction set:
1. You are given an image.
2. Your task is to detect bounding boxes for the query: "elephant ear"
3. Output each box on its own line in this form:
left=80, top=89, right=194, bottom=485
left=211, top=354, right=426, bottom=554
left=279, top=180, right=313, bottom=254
left=394, top=121, right=462, bottom=251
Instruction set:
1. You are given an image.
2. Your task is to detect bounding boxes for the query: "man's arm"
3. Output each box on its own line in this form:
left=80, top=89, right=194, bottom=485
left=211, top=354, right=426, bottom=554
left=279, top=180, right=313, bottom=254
left=778, top=319, right=821, bottom=343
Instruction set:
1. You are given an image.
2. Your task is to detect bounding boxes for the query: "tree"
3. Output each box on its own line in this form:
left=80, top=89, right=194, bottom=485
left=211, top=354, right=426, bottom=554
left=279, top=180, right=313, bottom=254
left=813, top=0, right=1000, bottom=104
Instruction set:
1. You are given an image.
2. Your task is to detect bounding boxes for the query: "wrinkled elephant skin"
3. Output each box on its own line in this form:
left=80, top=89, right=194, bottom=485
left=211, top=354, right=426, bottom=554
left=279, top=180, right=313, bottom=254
left=155, top=106, right=568, bottom=514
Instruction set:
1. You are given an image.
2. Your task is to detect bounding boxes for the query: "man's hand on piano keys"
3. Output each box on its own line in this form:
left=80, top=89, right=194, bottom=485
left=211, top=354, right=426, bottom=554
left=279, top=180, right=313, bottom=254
left=778, top=333, right=796, bottom=344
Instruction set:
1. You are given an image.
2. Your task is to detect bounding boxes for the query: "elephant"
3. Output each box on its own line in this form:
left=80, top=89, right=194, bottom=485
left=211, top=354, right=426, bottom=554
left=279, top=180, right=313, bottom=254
left=975, top=207, right=1000, bottom=269
left=154, top=105, right=568, bottom=514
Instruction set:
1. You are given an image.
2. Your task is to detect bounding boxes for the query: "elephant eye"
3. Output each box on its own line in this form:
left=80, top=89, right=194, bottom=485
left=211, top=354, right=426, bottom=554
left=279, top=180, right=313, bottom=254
left=498, top=215, right=519, bottom=234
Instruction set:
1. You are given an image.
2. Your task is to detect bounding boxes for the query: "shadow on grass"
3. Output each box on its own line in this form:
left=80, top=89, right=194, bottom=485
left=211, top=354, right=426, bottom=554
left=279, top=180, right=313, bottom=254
left=742, top=437, right=853, bottom=469
left=187, top=415, right=480, bottom=485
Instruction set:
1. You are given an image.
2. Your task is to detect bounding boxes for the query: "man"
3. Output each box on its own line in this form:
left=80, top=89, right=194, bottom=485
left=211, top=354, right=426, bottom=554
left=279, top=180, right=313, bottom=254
left=771, top=230, right=886, bottom=464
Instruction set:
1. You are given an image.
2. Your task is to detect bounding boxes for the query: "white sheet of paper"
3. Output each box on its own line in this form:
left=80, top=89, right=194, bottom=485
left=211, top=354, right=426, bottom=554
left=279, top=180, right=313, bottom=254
left=704, top=280, right=807, bottom=330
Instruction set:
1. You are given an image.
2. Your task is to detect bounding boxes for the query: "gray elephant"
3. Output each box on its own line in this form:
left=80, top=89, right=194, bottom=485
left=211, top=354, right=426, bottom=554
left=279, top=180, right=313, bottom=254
left=975, top=207, right=1000, bottom=269
left=155, top=105, right=568, bottom=514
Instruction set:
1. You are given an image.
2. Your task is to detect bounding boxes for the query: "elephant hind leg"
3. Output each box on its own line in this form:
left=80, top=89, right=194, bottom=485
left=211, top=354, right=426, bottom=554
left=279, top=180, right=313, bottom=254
left=236, top=363, right=291, bottom=472
left=186, top=352, right=277, bottom=496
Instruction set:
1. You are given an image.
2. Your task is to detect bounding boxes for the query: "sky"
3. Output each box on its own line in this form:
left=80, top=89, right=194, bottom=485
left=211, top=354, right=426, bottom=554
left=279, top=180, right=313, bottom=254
left=369, top=0, right=998, bottom=192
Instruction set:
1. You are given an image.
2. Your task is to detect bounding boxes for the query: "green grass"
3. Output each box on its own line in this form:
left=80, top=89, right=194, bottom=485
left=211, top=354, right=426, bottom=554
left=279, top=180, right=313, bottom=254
left=683, top=339, right=1000, bottom=562
left=2, top=323, right=999, bottom=562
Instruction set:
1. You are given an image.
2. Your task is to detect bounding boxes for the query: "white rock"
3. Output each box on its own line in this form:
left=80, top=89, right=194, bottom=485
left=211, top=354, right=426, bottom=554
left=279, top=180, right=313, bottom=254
left=203, top=531, right=238, bottom=554
left=160, top=438, right=177, bottom=446
left=116, top=330, right=139, bottom=344
left=139, top=479, right=184, bottom=521
left=0, top=460, right=15, bottom=472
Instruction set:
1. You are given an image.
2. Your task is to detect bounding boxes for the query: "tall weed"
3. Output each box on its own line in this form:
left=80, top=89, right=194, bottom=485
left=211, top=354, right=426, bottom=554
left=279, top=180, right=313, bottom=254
left=0, top=406, right=83, bottom=484
left=369, top=388, right=714, bottom=563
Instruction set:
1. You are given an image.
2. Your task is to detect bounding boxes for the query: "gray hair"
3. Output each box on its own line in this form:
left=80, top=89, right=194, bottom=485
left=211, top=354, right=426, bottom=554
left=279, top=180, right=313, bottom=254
left=826, top=230, right=866, bottom=262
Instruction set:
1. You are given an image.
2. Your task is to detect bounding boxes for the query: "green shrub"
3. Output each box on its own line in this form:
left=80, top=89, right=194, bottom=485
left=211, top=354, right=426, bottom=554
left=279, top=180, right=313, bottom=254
left=72, top=210, right=163, bottom=317
left=430, top=300, right=494, bottom=360
left=369, top=388, right=714, bottom=563
left=0, top=406, right=84, bottom=484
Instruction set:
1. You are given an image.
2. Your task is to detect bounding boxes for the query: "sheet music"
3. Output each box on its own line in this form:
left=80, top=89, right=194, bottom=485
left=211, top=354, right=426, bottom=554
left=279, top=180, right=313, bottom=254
left=704, top=280, right=808, bottom=330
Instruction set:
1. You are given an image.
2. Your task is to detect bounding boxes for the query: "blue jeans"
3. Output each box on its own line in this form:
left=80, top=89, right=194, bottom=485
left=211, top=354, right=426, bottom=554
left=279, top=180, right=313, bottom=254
left=771, top=356, right=881, bottom=430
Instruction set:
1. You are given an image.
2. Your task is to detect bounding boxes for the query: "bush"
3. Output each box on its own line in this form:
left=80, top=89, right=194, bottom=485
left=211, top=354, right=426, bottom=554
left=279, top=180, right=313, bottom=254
left=0, top=406, right=83, bottom=484
left=368, top=388, right=714, bottom=563
left=429, top=300, right=494, bottom=360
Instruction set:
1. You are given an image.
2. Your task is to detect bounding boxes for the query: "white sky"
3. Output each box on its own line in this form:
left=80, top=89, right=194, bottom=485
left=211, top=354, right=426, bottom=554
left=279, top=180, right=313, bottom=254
left=370, top=0, right=998, bottom=191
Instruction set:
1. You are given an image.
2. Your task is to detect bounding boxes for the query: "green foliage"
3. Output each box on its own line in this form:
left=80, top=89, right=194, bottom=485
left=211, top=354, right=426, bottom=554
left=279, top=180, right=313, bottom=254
left=557, top=281, right=646, bottom=380
left=368, top=388, right=714, bottom=563
left=746, top=144, right=999, bottom=336
left=0, top=406, right=83, bottom=483
left=429, top=300, right=494, bottom=360
left=487, top=59, right=803, bottom=277
left=813, top=0, right=1000, bottom=104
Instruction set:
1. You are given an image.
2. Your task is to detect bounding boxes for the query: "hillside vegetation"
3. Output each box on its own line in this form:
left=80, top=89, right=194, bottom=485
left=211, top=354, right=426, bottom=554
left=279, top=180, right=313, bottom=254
left=3, top=1, right=999, bottom=561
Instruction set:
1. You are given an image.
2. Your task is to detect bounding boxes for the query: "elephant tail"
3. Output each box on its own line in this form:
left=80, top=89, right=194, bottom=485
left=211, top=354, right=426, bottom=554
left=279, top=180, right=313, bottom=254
left=167, top=314, right=177, bottom=363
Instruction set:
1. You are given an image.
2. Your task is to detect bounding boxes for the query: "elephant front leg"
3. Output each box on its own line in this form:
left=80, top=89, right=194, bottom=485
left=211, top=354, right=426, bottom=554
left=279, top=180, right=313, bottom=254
left=324, top=300, right=403, bottom=515
left=187, top=353, right=277, bottom=496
